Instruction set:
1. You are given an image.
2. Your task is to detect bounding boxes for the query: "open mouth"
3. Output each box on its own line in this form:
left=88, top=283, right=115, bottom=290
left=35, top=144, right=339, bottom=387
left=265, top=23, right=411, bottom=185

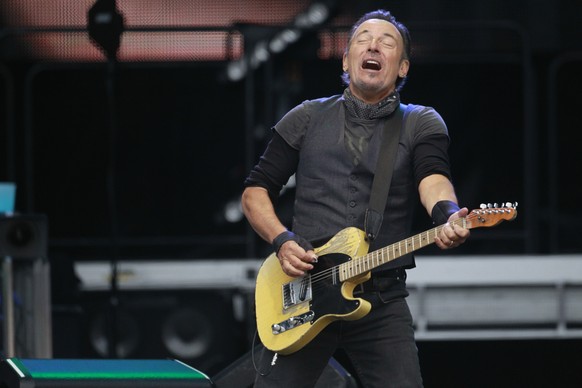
left=362, top=59, right=381, bottom=71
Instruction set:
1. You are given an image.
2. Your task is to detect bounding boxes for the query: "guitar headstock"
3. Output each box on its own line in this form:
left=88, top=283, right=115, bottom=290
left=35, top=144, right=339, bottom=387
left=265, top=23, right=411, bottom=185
left=465, top=202, right=518, bottom=229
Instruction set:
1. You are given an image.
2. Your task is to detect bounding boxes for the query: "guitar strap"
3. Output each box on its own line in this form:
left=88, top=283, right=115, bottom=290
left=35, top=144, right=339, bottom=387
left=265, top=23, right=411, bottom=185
left=364, top=103, right=406, bottom=241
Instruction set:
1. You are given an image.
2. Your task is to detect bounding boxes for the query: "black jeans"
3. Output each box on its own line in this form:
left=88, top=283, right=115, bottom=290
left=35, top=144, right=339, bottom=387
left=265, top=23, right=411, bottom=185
left=253, top=281, right=423, bottom=388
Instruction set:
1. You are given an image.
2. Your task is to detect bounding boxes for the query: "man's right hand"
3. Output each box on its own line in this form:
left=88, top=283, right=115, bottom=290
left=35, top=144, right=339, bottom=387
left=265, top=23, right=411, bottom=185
left=276, top=239, right=318, bottom=277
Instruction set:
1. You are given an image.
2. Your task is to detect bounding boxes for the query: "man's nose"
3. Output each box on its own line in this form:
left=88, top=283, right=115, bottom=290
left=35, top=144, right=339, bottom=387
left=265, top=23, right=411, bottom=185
left=368, top=38, right=380, bottom=51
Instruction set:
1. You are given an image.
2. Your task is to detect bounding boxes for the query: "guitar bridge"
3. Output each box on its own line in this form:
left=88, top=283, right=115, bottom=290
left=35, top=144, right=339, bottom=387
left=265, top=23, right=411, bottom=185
left=282, top=275, right=312, bottom=310
left=271, top=311, right=315, bottom=334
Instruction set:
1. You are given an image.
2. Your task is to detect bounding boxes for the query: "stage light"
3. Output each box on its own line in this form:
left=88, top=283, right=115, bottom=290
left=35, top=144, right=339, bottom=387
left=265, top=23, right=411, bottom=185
left=268, top=28, right=301, bottom=55
left=269, top=35, right=286, bottom=53
left=281, top=28, right=301, bottom=44
left=306, top=3, right=329, bottom=25
left=224, top=200, right=244, bottom=223
left=226, top=59, right=247, bottom=81
left=224, top=1, right=335, bottom=82
left=250, top=40, right=270, bottom=69
left=294, top=2, right=328, bottom=28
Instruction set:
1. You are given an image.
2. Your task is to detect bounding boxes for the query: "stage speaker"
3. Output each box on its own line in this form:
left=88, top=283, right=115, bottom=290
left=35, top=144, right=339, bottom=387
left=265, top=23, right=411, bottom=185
left=0, top=358, right=213, bottom=387
left=0, top=214, right=48, bottom=259
left=212, top=345, right=358, bottom=388
left=1, top=214, right=51, bottom=358
left=78, top=289, right=247, bottom=376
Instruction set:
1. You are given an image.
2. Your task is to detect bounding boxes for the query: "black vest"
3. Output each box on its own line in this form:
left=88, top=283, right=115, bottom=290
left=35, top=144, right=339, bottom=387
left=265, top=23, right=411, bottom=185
left=291, top=95, right=417, bottom=269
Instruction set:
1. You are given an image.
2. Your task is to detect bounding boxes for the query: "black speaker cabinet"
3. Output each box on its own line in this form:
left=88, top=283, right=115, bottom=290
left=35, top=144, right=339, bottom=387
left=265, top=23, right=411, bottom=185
left=77, top=289, right=247, bottom=376
left=0, top=358, right=213, bottom=387
left=0, top=214, right=48, bottom=258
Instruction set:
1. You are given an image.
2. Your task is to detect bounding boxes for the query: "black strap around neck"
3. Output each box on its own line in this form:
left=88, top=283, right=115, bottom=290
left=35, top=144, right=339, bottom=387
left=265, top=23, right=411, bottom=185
left=364, top=104, right=405, bottom=241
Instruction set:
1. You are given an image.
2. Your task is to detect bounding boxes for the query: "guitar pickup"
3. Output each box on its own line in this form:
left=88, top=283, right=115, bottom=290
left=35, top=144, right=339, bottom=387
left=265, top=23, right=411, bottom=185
left=282, top=276, right=313, bottom=310
left=271, top=311, right=315, bottom=334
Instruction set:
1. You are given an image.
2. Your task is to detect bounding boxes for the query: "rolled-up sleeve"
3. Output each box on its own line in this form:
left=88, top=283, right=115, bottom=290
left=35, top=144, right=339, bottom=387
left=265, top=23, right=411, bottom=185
left=244, top=131, right=299, bottom=202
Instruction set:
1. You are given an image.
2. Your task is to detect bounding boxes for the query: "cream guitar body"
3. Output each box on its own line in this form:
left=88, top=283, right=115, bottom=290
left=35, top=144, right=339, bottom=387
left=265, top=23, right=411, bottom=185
left=255, top=227, right=371, bottom=355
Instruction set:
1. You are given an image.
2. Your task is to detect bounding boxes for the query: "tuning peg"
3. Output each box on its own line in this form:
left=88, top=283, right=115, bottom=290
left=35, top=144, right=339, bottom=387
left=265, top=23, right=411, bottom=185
left=480, top=203, right=487, bottom=209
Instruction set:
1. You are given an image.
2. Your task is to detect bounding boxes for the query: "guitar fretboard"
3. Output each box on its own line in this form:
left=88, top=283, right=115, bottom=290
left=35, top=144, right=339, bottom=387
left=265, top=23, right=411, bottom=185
left=338, top=217, right=467, bottom=282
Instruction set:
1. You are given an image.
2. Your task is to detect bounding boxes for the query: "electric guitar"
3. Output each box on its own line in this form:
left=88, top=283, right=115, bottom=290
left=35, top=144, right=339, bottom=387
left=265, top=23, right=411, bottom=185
left=255, top=203, right=517, bottom=355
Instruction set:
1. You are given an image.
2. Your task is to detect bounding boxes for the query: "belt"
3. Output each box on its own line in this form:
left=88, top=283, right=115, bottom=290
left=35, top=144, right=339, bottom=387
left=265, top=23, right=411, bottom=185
left=353, top=268, right=407, bottom=295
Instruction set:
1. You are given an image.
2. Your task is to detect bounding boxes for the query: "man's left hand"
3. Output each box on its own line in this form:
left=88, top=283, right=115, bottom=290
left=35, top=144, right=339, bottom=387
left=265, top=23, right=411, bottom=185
left=435, top=207, right=470, bottom=249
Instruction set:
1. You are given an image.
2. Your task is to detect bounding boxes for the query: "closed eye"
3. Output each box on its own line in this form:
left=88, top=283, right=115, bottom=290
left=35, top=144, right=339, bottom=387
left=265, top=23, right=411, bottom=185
left=378, top=37, right=396, bottom=48
left=355, top=36, right=396, bottom=48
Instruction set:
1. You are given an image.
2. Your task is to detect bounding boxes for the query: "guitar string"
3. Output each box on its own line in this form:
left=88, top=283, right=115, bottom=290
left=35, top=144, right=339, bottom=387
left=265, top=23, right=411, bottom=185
left=303, top=227, right=441, bottom=297
left=284, top=208, right=513, bottom=307
left=307, top=209, right=513, bottom=288
left=306, top=216, right=471, bottom=288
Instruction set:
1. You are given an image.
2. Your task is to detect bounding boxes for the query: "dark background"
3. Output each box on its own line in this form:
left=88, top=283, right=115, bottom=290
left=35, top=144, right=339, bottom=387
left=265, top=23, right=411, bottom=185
left=1, top=0, right=582, bottom=386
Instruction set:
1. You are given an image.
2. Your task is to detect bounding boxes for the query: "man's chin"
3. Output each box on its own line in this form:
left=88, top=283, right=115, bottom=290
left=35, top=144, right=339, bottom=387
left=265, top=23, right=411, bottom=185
left=352, top=81, right=389, bottom=98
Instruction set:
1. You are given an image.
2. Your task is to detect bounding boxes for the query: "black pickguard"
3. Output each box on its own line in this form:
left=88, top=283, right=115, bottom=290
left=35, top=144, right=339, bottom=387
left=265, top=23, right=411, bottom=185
left=307, top=253, right=361, bottom=320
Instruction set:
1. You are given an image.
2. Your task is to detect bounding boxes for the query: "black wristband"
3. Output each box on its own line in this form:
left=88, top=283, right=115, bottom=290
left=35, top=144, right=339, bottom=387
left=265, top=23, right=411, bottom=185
left=431, top=200, right=460, bottom=225
left=272, top=231, right=314, bottom=255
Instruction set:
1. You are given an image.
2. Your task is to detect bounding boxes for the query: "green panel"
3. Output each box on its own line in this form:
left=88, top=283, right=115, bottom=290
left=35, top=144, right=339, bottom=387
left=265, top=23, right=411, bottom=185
left=10, top=359, right=210, bottom=381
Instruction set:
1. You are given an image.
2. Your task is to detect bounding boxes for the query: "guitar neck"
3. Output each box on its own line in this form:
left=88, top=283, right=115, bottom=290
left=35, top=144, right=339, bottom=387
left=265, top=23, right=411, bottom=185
left=338, top=217, right=467, bottom=282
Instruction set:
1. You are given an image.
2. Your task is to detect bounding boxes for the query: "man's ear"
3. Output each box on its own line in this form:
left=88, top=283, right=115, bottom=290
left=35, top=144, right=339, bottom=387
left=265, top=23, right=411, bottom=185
left=342, top=52, right=348, bottom=72
left=399, top=59, right=410, bottom=78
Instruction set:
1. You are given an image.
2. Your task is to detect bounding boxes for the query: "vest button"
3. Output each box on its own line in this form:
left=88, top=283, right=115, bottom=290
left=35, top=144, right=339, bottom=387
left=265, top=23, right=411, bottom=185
left=350, top=187, right=357, bottom=193
left=350, top=175, right=358, bottom=181
left=349, top=201, right=356, bottom=207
